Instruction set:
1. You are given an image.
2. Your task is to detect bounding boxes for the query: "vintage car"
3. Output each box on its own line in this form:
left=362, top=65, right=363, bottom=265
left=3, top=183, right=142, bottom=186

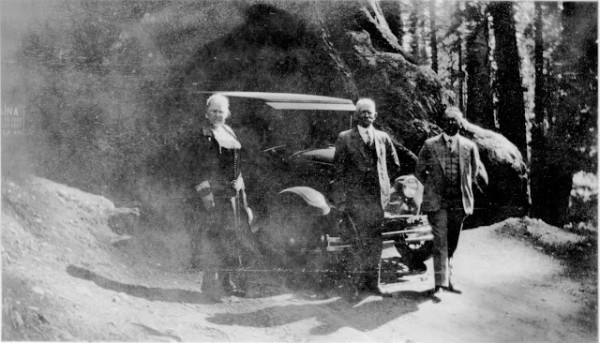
left=202, top=91, right=433, bottom=290
left=281, top=148, right=434, bottom=283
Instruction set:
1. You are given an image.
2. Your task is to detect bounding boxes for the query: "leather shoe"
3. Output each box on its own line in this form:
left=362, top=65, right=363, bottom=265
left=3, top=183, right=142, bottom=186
left=367, top=288, right=392, bottom=298
left=426, top=287, right=442, bottom=302
left=446, top=282, right=462, bottom=294
left=349, top=287, right=392, bottom=300
left=364, top=283, right=392, bottom=298
left=430, top=284, right=462, bottom=295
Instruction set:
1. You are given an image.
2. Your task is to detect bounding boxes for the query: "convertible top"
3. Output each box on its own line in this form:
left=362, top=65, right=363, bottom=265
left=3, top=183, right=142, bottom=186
left=197, top=91, right=356, bottom=112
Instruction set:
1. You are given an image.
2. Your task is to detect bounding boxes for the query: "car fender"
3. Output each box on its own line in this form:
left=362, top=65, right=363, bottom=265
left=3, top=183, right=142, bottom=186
left=279, top=186, right=331, bottom=216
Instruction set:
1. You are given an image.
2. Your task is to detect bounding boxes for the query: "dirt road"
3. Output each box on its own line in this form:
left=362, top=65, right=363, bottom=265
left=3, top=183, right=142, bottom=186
left=2, top=177, right=597, bottom=342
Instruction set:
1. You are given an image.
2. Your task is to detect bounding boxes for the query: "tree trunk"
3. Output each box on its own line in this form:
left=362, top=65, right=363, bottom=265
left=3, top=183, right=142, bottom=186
left=465, top=2, right=494, bottom=129
left=535, top=2, right=598, bottom=225
left=380, top=0, right=404, bottom=46
left=530, top=2, right=549, bottom=219
left=429, top=0, right=438, bottom=73
left=457, top=36, right=464, bottom=112
left=489, top=2, right=528, bottom=158
left=408, top=1, right=421, bottom=63
left=419, top=7, right=428, bottom=63
left=533, top=2, right=545, bottom=129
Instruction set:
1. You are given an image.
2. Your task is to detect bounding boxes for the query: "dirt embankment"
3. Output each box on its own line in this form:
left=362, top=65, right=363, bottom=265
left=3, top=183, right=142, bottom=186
left=2, top=176, right=597, bottom=342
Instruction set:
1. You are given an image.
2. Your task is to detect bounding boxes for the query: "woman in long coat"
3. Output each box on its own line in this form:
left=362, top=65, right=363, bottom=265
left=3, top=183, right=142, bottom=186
left=190, top=94, right=254, bottom=300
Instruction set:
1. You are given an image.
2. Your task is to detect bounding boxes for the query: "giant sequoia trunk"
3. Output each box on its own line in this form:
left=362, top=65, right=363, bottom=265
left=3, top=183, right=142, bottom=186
left=179, top=2, right=445, bottom=153
left=530, top=2, right=549, bottom=221
left=175, top=1, right=529, bottom=223
left=465, top=2, right=494, bottom=130
left=380, top=0, right=404, bottom=45
left=489, top=2, right=528, bottom=158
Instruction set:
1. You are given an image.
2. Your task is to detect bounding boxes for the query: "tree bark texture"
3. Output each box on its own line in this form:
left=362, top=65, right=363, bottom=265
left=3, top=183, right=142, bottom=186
left=380, top=0, right=404, bottom=46
left=533, top=2, right=545, bottom=128
left=530, top=1, right=548, bottom=220
left=489, top=2, right=528, bottom=158
left=429, top=0, right=438, bottom=73
left=457, top=36, right=464, bottom=112
left=465, top=2, right=494, bottom=129
left=408, top=3, right=420, bottom=63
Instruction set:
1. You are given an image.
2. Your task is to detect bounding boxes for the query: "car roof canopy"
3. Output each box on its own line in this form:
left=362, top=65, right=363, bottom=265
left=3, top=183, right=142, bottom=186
left=197, top=91, right=356, bottom=112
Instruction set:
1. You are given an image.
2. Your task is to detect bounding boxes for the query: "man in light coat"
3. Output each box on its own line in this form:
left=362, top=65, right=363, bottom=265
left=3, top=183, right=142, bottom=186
left=416, top=106, right=488, bottom=296
left=332, top=98, right=401, bottom=297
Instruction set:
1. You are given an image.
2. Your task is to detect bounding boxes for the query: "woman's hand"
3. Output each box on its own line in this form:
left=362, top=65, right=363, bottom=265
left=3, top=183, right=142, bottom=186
left=201, top=193, right=215, bottom=211
left=195, top=181, right=215, bottom=210
left=232, top=174, right=245, bottom=191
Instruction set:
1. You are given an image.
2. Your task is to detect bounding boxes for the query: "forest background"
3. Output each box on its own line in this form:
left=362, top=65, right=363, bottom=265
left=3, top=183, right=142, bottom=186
left=1, top=0, right=597, bottom=235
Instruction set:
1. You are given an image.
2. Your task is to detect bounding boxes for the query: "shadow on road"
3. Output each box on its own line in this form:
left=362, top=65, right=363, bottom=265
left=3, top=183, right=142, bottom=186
left=206, top=290, right=431, bottom=335
left=66, top=265, right=214, bottom=304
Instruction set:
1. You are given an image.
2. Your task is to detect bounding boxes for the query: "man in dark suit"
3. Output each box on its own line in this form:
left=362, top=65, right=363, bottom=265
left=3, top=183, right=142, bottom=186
left=416, top=106, right=488, bottom=296
left=332, top=98, right=401, bottom=297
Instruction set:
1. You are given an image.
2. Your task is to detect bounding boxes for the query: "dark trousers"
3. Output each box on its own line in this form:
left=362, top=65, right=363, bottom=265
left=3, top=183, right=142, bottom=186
left=346, top=196, right=384, bottom=291
left=426, top=207, right=467, bottom=287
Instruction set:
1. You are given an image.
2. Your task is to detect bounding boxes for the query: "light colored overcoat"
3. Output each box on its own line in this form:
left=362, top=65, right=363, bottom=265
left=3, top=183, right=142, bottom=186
left=416, top=134, right=488, bottom=215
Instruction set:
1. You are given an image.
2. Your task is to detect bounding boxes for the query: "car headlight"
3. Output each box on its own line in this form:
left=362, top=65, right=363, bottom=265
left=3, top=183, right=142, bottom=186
left=402, top=178, right=419, bottom=199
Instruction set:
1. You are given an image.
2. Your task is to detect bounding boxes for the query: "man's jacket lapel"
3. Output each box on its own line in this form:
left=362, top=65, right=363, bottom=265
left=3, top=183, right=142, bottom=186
left=458, top=136, right=470, bottom=177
